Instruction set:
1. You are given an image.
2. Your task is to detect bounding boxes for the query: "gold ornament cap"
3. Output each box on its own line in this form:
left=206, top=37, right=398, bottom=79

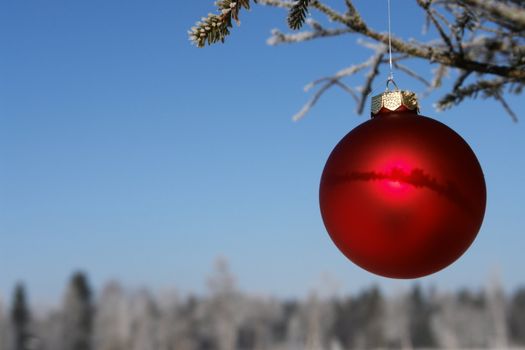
left=371, top=81, right=419, bottom=116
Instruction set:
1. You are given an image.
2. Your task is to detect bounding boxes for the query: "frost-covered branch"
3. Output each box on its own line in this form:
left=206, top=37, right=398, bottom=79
left=267, top=19, right=352, bottom=45
left=190, top=0, right=525, bottom=120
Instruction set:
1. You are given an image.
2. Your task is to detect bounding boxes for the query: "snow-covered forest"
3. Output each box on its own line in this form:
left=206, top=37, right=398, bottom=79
left=2, top=259, right=525, bottom=350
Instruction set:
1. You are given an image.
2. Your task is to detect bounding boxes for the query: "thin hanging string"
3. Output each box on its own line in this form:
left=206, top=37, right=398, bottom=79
left=386, top=0, right=397, bottom=90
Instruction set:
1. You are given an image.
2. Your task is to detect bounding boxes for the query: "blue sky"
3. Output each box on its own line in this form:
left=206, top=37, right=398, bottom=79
left=0, top=1, right=524, bottom=305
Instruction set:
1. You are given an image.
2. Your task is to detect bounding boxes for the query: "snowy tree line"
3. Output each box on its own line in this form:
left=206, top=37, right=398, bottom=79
left=1, top=260, right=525, bottom=350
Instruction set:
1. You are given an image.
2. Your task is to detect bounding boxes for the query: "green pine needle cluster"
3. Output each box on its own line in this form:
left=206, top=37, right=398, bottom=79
left=189, top=0, right=313, bottom=47
left=188, top=0, right=255, bottom=48
left=288, top=0, right=312, bottom=30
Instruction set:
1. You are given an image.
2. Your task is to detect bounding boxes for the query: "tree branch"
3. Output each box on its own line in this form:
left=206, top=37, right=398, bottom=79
left=311, top=1, right=525, bottom=80
left=268, top=20, right=352, bottom=45
left=190, top=0, right=524, bottom=120
left=459, top=0, right=525, bottom=29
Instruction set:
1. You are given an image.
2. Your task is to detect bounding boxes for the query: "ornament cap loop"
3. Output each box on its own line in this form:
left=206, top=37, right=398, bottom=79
left=371, top=89, right=419, bottom=116
left=386, top=77, right=399, bottom=92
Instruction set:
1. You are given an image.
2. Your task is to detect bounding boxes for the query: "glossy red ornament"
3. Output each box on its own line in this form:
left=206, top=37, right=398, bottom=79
left=319, top=91, right=486, bottom=278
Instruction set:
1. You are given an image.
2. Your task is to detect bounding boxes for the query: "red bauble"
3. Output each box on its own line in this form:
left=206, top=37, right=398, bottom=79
left=319, top=92, right=486, bottom=278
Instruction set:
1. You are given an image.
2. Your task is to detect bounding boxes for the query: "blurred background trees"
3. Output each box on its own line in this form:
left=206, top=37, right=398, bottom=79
left=2, top=260, right=525, bottom=350
left=61, top=272, right=93, bottom=350
left=10, top=284, right=31, bottom=350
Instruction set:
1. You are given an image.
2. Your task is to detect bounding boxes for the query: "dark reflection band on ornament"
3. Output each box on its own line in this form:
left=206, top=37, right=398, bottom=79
left=325, top=167, right=476, bottom=216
